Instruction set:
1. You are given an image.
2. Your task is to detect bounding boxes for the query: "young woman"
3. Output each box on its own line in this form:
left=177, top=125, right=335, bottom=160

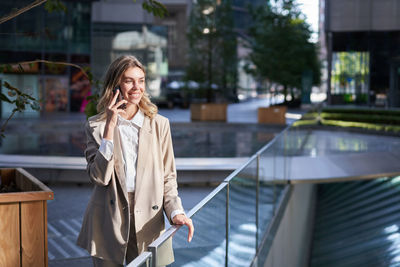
left=77, top=55, right=194, bottom=266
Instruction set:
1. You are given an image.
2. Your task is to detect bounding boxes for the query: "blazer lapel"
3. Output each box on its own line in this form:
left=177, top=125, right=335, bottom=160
left=113, top=125, right=127, bottom=195
left=135, top=116, right=153, bottom=202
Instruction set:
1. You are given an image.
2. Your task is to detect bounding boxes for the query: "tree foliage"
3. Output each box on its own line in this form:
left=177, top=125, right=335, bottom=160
left=186, top=0, right=237, bottom=102
left=247, top=0, right=321, bottom=101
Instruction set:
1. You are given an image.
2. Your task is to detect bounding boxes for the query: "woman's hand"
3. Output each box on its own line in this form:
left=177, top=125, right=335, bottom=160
left=172, top=214, right=194, bottom=242
left=103, top=90, right=127, bottom=140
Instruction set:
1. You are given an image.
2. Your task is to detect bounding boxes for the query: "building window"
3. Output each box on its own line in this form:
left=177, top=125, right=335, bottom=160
left=331, top=51, right=369, bottom=103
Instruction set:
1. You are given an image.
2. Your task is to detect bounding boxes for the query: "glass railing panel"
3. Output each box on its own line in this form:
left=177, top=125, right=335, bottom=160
left=258, top=128, right=288, bottom=182
left=169, top=184, right=228, bottom=266
left=153, top=235, right=175, bottom=266
left=284, top=126, right=310, bottom=156
left=257, top=181, right=285, bottom=248
left=254, top=186, right=290, bottom=267
left=227, top=158, right=258, bottom=267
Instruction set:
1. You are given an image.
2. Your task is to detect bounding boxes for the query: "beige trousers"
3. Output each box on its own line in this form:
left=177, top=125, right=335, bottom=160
left=92, top=192, right=138, bottom=267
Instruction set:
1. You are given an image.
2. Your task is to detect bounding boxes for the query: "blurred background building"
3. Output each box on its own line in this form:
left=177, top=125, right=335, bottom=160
left=0, top=0, right=266, bottom=118
left=91, top=0, right=191, bottom=100
left=0, top=0, right=93, bottom=117
left=0, top=0, right=191, bottom=118
left=322, top=0, right=400, bottom=107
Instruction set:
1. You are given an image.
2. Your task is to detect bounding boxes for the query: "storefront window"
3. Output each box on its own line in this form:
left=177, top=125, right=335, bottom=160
left=331, top=52, right=370, bottom=103
left=40, top=76, right=69, bottom=112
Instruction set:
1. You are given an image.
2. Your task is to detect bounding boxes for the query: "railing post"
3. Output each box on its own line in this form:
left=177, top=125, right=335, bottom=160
left=225, top=182, right=229, bottom=267
left=256, top=153, right=260, bottom=249
left=148, top=245, right=157, bottom=267
left=284, top=129, right=287, bottom=181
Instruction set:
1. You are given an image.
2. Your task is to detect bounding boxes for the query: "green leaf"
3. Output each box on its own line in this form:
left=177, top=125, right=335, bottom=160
left=44, top=0, right=67, bottom=13
left=152, top=0, right=167, bottom=12
left=18, top=64, right=24, bottom=73
left=142, top=0, right=168, bottom=18
left=3, top=81, right=22, bottom=94
left=30, top=101, right=41, bottom=111
left=87, top=72, right=93, bottom=83
left=142, top=2, right=150, bottom=11
left=15, top=98, right=25, bottom=111
left=0, top=93, right=12, bottom=103
left=24, top=94, right=35, bottom=100
left=5, top=64, right=12, bottom=72
left=7, top=91, right=16, bottom=97
left=86, top=95, right=97, bottom=101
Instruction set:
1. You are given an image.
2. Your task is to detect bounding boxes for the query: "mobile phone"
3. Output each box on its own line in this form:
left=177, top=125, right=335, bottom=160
left=113, top=86, right=126, bottom=109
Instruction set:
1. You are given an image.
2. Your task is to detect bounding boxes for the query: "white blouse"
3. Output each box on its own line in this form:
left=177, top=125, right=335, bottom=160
left=98, top=110, right=184, bottom=219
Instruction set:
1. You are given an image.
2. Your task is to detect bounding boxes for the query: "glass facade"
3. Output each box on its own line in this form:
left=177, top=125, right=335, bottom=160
left=0, top=1, right=90, bottom=55
left=331, top=52, right=370, bottom=104
left=92, top=23, right=168, bottom=98
left=0, top=0, right=91, bottom=117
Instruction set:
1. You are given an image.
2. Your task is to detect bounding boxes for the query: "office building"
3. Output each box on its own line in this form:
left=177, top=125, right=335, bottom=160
left=322, top=0, right=400, bottom=107
left=0, top=0, right=190, bottom=118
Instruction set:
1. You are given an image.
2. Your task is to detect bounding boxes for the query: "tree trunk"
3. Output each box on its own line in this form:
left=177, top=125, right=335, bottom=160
left=207, top=33, right=213, bottom=103
left=290, top=87, right=295, bottom=101
left=283, top=85, right=288, bottom=103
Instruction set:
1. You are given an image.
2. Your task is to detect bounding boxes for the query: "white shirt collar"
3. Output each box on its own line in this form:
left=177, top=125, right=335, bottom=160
left=118, top=109, right=145, bottom=128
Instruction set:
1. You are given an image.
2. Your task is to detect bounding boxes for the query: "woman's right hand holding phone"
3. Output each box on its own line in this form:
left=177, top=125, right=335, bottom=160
left=103, top=89, right=127, bottom=141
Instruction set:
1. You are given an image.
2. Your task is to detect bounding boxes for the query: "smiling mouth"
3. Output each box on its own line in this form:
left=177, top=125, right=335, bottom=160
left=128, top=92, right=141, bottom=98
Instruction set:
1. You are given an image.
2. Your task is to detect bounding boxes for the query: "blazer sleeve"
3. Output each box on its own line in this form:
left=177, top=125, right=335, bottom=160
left=161, top=118, right=184, bottom=223
left=84, top=121, right=114, bottom=186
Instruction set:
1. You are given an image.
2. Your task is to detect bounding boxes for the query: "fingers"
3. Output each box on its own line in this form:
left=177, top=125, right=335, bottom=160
left=186, top=219, right=194, bottom=242
left=108, top=89, right=119, bottom=109
left=172, top=215, right=194, bottom=242
left=115, top=99, right=127, bottom=109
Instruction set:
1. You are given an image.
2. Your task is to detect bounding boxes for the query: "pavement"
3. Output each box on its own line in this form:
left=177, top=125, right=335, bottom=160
left=47, top=183, right=214, bottom=267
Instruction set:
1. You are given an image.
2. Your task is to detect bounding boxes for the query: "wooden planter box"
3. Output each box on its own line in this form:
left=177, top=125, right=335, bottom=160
left=0, top=168, right=54, bottom=267
left=190, top=103, right=228, bottom=121
left=258, top=106, right=287, bottom=125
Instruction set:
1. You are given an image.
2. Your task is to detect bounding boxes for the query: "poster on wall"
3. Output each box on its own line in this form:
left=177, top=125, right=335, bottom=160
left=40, top=76, right=69, bottom=112
left=70, top=68, right=91, bottom=112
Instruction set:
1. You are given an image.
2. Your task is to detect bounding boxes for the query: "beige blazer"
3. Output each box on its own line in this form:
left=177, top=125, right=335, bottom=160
left=77, top=113, right=183, bottom=265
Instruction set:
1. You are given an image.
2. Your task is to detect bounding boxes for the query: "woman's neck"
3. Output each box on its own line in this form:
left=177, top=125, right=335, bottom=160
left=122, top=103, right=138, bottom=120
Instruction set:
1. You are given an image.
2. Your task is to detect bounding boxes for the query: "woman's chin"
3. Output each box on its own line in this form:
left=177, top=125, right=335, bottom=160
left=126, top=99, right=141, bottom=106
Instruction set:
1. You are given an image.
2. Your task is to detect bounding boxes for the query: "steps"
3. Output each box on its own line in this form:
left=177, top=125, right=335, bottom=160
left=310, top=176, right=400, bottom=267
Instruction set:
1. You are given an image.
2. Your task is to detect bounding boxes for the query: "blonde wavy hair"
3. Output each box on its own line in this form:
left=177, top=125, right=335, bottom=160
left=97, top=55, right=158, bottom=119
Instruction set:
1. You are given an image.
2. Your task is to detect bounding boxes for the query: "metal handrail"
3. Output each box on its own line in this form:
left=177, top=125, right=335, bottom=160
left=129, top=125, right=296, bottom=267
left=146, top=181, right=229, bottom=267
left=126, top=251, right=152, bottom=267
left=257, top=125, right=291, bottom=155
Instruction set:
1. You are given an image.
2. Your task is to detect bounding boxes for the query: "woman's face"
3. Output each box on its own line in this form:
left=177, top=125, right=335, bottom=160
left=119, top=66, right=145, bottom=106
